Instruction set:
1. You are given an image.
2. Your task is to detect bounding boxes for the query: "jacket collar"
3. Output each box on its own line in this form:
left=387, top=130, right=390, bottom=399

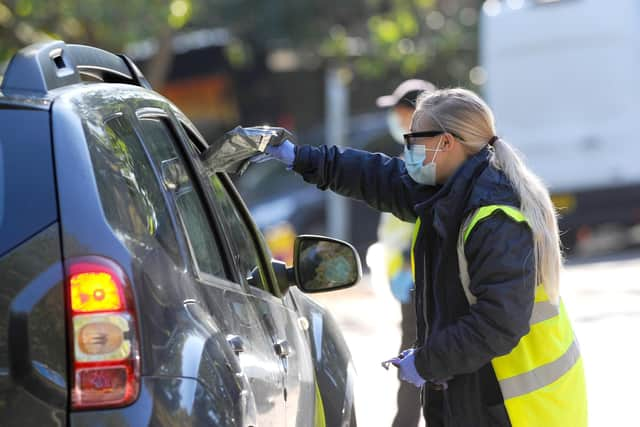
left=414, top=147, right=490, bottom=215
left=414, top=146, right=516, bottom=239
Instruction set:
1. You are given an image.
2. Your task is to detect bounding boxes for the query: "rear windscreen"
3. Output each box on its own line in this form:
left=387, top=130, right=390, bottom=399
left=0, top=109, right=57, bottom=256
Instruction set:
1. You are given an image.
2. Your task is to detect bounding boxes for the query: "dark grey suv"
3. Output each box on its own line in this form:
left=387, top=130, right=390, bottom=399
left=0, top=41, right=360, bottom=427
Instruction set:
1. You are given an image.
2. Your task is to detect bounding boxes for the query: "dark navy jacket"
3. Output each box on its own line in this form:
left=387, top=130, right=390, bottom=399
left=293, top=145, right=536, bottom=426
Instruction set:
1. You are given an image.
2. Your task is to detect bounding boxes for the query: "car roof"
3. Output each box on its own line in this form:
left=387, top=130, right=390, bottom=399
left=0, top=40, right=213, bottom=152
left=0, top=93, right=51, bottom=110
left=0, top=40, right=150, bottom=110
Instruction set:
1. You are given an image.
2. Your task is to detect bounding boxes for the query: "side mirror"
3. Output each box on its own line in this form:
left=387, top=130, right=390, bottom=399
left=291, top=235, right=362, bottom=293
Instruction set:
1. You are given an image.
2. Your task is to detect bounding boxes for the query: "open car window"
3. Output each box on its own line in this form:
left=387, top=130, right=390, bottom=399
left=207, top=174, right=272, bottom=292
left=137, top=116, right=227, bottom=280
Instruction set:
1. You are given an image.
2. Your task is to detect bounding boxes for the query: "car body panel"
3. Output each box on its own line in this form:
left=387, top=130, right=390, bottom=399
left=0, top=106, right=68, bottom=425
left=288, top=287, right=356, bottom=427
left=0, top=108, right=58, bottom=256
left=70, top=375, right=244, bottom=427
left=247, top=287, right=317, bottom=427
left=0, top=223, right=67, bottom=427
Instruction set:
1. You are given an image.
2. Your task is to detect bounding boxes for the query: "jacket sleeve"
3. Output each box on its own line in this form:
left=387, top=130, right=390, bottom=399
left=293, top=144, right=434, bottom=222
left=413, top=212, right=536, bottom=380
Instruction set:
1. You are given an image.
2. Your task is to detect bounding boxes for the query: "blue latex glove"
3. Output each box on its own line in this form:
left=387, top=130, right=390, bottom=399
left=399, top=349, right=412, bottom=358
left=250, top=139, right=296, bottom=168
left=390, top=349, right=426, bottom=388
left=381, top=348, right=412, bottom=370
left=390, top=269, right=413, bottom=304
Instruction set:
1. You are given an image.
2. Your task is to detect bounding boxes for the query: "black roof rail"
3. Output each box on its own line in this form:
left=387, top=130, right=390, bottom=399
left=1, top=40, right=151, bottom=95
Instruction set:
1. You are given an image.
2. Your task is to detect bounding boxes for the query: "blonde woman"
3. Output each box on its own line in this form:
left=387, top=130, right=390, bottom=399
left=259, top=88, right=587, bottom=426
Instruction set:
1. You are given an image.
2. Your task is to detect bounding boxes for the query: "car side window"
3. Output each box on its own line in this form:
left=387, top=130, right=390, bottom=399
left=208, top=174, right=271, bottom=291
left=90, top=115, right=182, bottom=265
left=137, top=117, right=226, bottom=279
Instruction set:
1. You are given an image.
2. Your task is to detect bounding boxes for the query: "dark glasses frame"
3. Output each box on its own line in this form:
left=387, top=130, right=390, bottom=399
left=403, top=130, right=465, bottom=148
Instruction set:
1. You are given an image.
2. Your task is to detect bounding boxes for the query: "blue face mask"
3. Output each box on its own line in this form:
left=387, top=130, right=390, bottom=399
left=403, top=139, right=443, bottom=186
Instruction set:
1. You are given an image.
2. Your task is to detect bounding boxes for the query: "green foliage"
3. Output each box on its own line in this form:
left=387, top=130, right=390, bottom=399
left=0, top=0, right=192, bottom=62
left=1, top=0, right=482, bottom=85
left=194, top=0, right=482, bottom=84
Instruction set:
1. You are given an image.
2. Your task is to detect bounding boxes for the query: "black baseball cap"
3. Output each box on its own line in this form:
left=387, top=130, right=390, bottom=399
left=376, top=79, right=436, bottom=108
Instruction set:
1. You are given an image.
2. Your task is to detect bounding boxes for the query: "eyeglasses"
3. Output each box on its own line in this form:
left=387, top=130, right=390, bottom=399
left=403, top=130, right=465, bottom=149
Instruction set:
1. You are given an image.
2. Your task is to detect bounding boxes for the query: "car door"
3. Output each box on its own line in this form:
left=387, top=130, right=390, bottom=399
left=204, top=172, right=317, bottom=427
left=133, top=109, right=286, bottom=425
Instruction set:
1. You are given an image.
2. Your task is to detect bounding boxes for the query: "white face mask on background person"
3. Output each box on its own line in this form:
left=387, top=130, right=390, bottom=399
left=403, top=137, right=443, bottom=186
left=386, top=111, right=406, bottom=145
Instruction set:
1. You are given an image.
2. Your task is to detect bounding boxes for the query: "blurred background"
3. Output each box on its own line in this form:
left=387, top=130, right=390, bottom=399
left=2, top=0, right=640, bottom=425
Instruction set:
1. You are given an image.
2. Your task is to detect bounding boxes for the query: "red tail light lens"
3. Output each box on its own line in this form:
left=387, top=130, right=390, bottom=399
left=67, top=257, right=140, bottom=410
left=70, top=271, right=123, bottom=313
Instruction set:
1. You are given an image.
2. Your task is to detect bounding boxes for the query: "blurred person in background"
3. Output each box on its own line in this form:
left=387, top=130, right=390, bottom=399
left=255, top=88, right=587, bottom=426
left=373, top=78, right=435, bottom=427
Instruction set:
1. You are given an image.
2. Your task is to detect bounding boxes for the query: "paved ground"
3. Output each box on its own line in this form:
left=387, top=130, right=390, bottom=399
left=311, top=248, right=640, bottom=426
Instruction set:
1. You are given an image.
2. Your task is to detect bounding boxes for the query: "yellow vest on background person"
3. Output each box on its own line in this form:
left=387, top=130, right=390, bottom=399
left=377, top=212, right=415, bottom=279
left=411, top=205, right=588, bottom=427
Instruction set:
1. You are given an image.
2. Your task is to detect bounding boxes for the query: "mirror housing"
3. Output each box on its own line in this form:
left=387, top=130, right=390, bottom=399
left=291, top=235, right=362, bottom=293
left=271, top=259, right=293, bottom=295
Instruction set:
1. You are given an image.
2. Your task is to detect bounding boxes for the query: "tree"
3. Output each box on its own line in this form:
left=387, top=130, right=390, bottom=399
left=1, top=0, right=484, bottom=87
left=0, top=0, right=194, bottom=87
left=193, top=0, right=483, bottom=86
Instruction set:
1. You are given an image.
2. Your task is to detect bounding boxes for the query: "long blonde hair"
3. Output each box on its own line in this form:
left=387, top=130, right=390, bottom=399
left=415, top=88, right=562, bottom=304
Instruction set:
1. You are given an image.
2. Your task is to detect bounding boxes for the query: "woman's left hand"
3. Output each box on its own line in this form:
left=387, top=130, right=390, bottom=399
left=392, top=349, right=426, bottom=388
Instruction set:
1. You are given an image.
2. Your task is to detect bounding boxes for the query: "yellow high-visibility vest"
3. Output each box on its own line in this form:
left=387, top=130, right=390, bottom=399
left=411, top=205, right=588, bottom=426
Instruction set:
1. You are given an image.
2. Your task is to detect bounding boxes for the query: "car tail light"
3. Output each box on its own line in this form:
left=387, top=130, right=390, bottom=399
left=66, top=257, right=140, bottom=409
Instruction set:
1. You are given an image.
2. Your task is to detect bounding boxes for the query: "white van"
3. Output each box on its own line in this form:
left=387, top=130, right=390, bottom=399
left=480, top=0, right=640, bottom=250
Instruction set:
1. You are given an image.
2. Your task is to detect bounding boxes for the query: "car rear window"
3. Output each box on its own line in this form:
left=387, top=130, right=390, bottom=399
left=87, top=114, right=182, bottom=266
left=0, top=109, right=57, bottom=256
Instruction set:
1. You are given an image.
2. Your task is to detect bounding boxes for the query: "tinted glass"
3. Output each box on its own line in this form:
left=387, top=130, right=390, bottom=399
left=0, top=110, right=57, bottom=256
left=90, top=115, right=181, bottom=264
left=138, top=118, right=225, bottom=278
left=208, top=175, right=270, bottom=290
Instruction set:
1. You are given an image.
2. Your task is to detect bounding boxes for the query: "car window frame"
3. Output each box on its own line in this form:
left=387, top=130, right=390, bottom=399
left=95, top=111, right=189, bottom=268
left=213, top=172, right=284, bottom=298
left=134, top=107, right=236, bottom=286
left=175, top=119, right=284, bottom=299
left=205, top=173, right=274, bottom=293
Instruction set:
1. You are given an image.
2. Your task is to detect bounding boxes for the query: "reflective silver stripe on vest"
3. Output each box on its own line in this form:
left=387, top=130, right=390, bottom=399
left=499, top=339, right=581, bottom=400
left=530, top=300, right=559, bottom=325
left=457, top=213, right=477, bottom=305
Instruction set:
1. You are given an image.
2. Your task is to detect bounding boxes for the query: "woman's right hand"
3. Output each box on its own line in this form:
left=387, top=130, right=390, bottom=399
left=264, top=139, right=296, bottom=167
left=248, top=126, right=297, bottom=168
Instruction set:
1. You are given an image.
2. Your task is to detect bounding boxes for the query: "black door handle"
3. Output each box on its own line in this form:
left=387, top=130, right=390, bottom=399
left=226, top=334, right=245, bottom=355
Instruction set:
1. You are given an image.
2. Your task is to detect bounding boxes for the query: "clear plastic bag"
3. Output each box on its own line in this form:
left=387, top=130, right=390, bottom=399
left=201, top=125, right=293, bottom=175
